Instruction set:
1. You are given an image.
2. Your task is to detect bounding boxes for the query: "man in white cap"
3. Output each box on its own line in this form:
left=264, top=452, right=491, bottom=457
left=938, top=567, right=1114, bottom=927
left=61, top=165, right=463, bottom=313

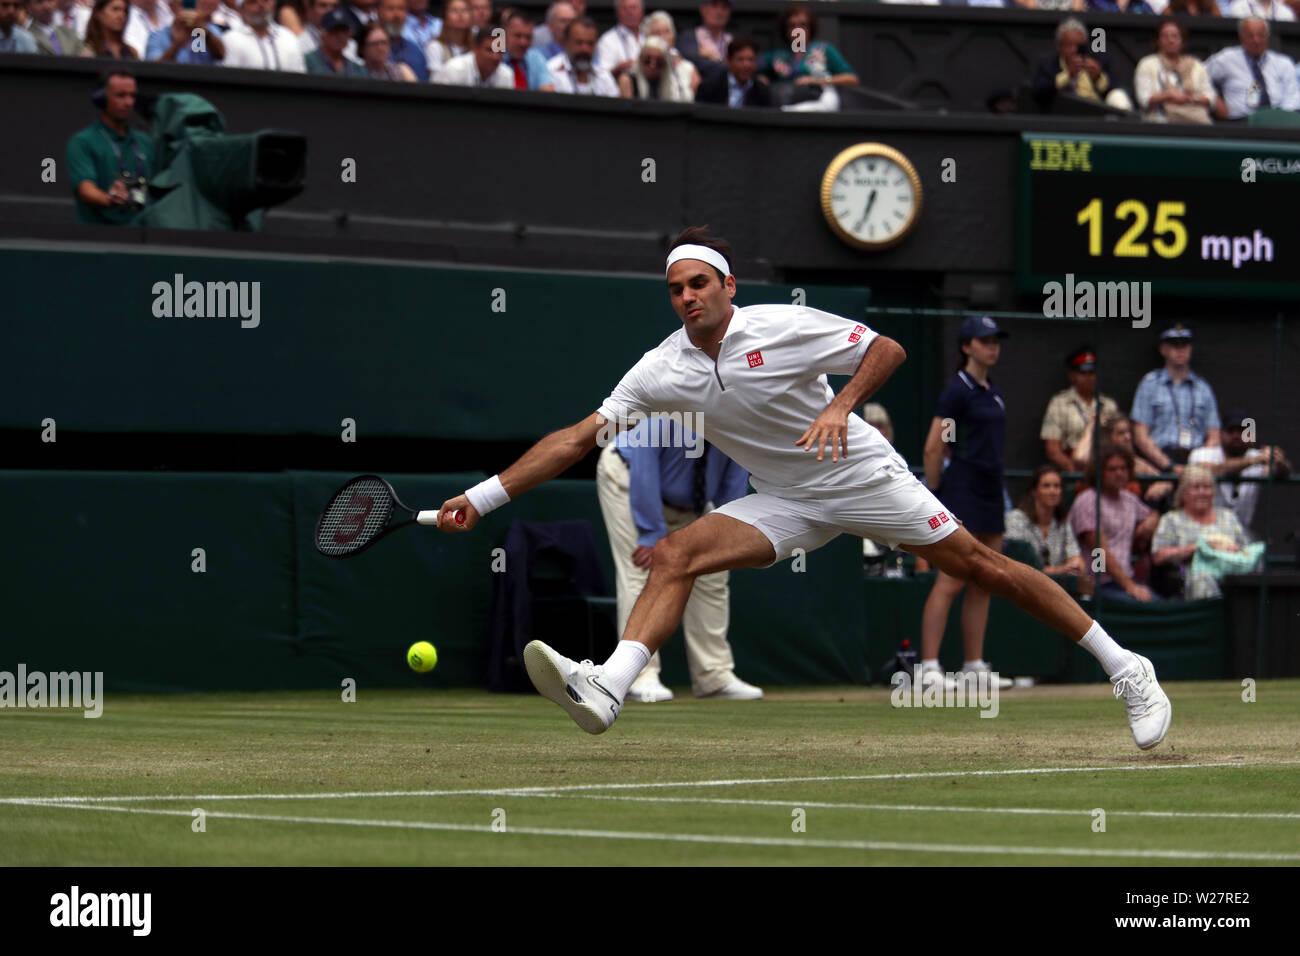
left=433, top=226, right=1172, bottom=752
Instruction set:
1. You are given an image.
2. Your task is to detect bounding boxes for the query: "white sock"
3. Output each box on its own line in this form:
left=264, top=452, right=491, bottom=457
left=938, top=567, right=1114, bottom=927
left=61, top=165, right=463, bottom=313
left=603, top=641, right=652, bottom=699
left=1078, top=621, right=1135, bottom=678
left=920, top=658, right=941, bottom=671
left=963, top=659, right=985, bottom=671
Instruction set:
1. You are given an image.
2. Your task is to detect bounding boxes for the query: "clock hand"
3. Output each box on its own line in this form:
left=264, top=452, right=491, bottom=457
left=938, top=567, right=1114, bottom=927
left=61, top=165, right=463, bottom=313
left=853, top=189, right=877, bottom=233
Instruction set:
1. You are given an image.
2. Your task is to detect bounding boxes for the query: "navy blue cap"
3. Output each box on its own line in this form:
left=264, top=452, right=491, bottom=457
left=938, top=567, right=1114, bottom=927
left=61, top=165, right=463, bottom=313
left=958, top=315, right=1009, bottom=341
left=1222, top=408, right=1250, bottom=430
left=321, top=8, right=352, bottom=31
left=1160, top=323, right=1193, bottom=342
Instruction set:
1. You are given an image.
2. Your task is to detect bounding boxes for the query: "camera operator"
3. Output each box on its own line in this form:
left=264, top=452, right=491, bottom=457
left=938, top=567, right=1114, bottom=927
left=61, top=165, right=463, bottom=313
left=66, top=70, right=155, bottom=225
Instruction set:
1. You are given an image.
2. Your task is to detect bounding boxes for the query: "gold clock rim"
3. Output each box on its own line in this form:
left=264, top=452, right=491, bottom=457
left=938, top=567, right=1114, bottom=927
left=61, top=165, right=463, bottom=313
left=820, top=143, right=924, bottom=251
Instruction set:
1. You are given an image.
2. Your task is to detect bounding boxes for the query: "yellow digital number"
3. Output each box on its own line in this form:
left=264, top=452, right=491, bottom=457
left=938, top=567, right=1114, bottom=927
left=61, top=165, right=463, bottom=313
left=1074, top=199, right=1188, bottom=259
left=1151, top=201, right=1187, bottom=259
left=1076, top=198, right=1102, bottom=256
left=1114, top=200, right=1149, bottom=257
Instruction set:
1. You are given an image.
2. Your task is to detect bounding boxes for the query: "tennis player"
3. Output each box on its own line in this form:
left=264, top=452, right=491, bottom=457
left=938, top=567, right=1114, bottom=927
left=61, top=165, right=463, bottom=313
left=435, top=226, right=1171, bottom=750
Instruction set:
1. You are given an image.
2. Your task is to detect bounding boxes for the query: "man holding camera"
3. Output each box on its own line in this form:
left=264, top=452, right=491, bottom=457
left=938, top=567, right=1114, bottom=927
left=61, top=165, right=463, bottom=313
left=67, top=70, right=155, bottom=225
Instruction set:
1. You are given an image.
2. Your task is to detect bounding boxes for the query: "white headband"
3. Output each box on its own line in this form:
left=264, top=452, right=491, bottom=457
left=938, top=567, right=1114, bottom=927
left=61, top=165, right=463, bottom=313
left=666, top=244, right=731, bottom=278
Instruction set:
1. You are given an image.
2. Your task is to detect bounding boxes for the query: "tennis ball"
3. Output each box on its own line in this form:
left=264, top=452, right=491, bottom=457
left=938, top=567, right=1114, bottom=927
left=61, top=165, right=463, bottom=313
left=407, top=641, right=438, bottom=673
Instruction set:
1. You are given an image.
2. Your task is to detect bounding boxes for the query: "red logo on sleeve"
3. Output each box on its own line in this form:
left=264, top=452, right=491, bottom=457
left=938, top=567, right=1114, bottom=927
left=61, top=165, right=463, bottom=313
left=848, top=324, right=867, bottom=344
left=746, top=350, right=764, bottom=368
left=926, top=512, right=952, bottom=530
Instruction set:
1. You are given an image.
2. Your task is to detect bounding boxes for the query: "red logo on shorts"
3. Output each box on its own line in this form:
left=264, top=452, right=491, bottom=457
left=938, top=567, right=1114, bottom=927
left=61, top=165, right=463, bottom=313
left=926, top=512, right=951, bottom=530
left=746, top=350, right=764, bottom=368
left=848, top=324, right=867, bottom=344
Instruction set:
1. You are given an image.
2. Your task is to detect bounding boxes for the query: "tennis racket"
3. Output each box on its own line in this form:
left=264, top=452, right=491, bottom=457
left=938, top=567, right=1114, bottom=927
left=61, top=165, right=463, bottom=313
left=314, top=474, right=465, bottom=558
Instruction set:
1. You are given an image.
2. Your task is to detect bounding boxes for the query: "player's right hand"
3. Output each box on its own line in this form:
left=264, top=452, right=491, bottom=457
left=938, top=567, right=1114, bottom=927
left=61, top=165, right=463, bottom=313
left=436, top=495, right=479, bottom=533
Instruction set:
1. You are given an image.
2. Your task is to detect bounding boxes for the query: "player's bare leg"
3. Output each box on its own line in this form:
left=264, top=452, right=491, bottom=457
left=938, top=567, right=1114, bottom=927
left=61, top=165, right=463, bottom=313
left=906, top=527, right=1171, bottom=749
left=958, top=533, right=1001, bottom=663
left=909, top=527, right=1091, bottom=638
left=919, top=531, right=1003, bottom=689
left=621, top=513, right=776, bottom=655
left=524, top=514, right=774, bottom=734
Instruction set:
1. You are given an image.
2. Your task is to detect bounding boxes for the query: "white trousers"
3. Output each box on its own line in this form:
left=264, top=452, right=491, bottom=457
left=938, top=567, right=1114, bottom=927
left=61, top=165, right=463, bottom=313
left=595, top=442, right=736, bottom=695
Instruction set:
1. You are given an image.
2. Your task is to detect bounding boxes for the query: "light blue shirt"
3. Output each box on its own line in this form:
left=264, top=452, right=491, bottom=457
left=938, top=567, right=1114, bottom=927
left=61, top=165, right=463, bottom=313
left=402, top=12, right=441, bottom=52
left=1205, top=45, right=1300, bottom=118
left=615, top=419, right=750, bottom=546
left=726, top=72, right=753, bottom=107
left=503, top=48, right=553, bottom=89
left=1130, top=368, right=1221, bottom=451
left=534, top=36, right=562, bottom=62
left=145, top=22, right=224, bottom=63
left=0, top=25, right=39, bottom=53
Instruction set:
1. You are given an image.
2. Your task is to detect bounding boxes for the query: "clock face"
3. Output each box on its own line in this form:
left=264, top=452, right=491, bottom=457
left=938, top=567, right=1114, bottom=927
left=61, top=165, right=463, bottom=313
left=821, top=145, right=922, bottom=250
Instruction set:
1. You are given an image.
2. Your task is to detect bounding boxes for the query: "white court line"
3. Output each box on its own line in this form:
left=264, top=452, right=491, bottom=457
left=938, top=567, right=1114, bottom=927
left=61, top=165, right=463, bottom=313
left=518, top=793, right=1300, bottom=821
left=29, top=803, right=1300, bottom=862
left=4, top=758, right=1295, bottom=807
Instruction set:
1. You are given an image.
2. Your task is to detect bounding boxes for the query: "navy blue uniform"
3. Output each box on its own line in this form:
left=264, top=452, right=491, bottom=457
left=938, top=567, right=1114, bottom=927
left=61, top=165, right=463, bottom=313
left=933, top=370, right=1007, bottom=534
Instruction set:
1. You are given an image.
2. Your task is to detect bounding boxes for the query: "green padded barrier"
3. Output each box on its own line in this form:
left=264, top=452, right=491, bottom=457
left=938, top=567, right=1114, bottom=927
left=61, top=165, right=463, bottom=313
left=3, top=470, right=869, bottom=692
left=3, top=471, right=297, bottom=692
left=864, top=573, right=1075, bottom=683
left=1067, top=598, right=1229, bottom=683
left=484, top=480, right=869, bottom=687
left=864, top=574, right=1227, bottom=684
left=291, top=471, right=491, bottom=690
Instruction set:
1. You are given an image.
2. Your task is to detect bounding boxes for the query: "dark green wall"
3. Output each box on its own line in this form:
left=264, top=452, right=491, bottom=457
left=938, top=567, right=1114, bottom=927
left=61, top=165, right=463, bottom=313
left=3, top=248, right=925, bottom=450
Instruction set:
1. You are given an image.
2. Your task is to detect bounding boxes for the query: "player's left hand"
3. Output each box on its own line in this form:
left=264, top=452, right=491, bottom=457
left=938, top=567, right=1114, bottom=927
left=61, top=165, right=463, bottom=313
left=796, top=406, right=850, bottom=462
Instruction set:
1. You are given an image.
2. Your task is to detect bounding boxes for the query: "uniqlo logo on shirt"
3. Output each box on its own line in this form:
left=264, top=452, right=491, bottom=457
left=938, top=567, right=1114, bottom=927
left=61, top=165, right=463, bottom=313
left=926, top=512, right=951, bottom=530
left=746, top=350, right=764, bottom=368
left=848, top=324, right=866, bottom=344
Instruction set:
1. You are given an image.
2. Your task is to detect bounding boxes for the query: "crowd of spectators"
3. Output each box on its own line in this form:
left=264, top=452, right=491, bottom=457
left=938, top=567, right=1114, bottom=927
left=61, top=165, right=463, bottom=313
left=1031, top=13, right=1300, bottom=120
left=0, top=0, right=861, bottom=110
left=7, top=0, right=1300, bottom=121
left=991, top=322, right=1290, bottom=603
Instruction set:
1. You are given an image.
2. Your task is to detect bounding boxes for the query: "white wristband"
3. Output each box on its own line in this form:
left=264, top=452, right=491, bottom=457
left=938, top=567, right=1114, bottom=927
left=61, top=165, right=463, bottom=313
left=465, top=475, right=510, bottom=516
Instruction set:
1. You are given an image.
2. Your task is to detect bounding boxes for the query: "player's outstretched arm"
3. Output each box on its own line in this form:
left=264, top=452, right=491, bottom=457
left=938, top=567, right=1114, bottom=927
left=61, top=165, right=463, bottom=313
left=796, top=336, right=907, bottom=462
left=436, top=413, right=607, bottom=532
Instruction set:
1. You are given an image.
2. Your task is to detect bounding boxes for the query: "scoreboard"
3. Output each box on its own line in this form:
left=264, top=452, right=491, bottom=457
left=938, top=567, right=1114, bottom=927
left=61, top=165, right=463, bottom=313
left=1017, top=133, right=1300, bottom=301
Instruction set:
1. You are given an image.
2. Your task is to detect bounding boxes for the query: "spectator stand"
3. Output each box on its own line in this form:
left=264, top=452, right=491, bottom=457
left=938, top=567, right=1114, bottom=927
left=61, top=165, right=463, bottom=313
left=861, top=305, right=1298, bottom=683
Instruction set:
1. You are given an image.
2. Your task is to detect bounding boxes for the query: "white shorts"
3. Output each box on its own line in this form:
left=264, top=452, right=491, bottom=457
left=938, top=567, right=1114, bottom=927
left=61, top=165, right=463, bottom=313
left=713, top=458, right=960, bottom=566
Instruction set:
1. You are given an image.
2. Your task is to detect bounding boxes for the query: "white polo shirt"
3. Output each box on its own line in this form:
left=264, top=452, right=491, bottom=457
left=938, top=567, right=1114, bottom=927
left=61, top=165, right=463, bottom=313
left=433, top=52, right=515, bottom=88
left=597, top=304, right=898, bottom=499
left=546, top=53, right=619, bottom=96
left=221, top=23, right=307, bottom=72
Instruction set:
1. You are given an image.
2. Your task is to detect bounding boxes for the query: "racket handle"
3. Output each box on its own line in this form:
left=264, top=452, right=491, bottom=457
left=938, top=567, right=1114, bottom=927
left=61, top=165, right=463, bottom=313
left=417, top=509, right=466, bottom=526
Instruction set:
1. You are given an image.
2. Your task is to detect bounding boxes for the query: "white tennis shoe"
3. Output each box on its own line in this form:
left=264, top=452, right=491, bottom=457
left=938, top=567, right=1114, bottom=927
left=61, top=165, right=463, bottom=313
left=1111, top=653, right=1172, bottom=750
left=627, top=676, right=674, bottom=703
left=956, top=661, right=1013, bottom=691
left=523, top=640, right=621, bottom=734
left=695, top=678, right=764, bottom=700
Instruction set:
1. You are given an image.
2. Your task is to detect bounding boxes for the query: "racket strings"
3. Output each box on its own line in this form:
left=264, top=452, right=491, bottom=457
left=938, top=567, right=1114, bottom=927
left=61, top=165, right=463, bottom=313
left=316, top=478, right=394, bottom=555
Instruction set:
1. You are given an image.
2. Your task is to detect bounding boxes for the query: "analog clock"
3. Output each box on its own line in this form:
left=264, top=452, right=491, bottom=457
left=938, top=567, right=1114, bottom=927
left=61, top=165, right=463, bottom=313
left=820, top=143, right=923, bottom=251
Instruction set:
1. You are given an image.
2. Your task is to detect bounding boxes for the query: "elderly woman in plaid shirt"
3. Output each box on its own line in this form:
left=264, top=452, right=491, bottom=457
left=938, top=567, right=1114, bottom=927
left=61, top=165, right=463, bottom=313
left=1151, top=465, right=1249, bottom=599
